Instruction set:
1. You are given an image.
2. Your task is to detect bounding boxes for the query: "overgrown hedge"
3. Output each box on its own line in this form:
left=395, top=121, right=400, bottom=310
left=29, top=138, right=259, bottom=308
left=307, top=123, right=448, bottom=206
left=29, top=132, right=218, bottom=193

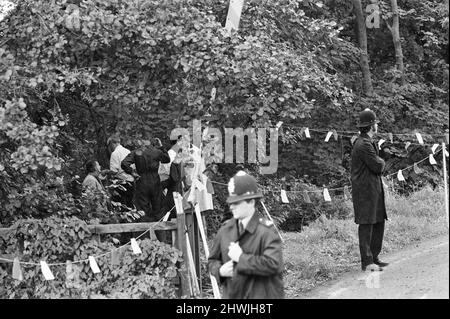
left=0, top=216, right=182, bottom=299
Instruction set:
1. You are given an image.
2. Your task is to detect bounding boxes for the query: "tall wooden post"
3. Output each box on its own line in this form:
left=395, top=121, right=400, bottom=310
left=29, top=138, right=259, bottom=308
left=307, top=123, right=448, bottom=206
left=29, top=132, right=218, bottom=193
left=185, top=207, right=202, bottom=293
left=173, top=192, right=191, bottom=297
left=442, top=143, right=449, bottom=228
left=194, top=204, right=221, bottom=299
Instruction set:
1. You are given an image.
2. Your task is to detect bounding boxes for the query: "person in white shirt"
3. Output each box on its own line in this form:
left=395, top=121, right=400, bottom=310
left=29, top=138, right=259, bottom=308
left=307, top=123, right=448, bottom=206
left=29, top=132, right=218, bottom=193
left=107, top=136, right=134, bottom=207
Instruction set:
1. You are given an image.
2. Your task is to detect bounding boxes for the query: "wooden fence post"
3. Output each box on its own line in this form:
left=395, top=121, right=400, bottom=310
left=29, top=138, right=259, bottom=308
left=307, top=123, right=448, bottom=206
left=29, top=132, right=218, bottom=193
left=442, top=143, right=449, bottom=228
left=194, top=204, right=221, bottom=299
left=184, top=206, right=202, bottom=293
left=173, top=192, right=192, bottom=297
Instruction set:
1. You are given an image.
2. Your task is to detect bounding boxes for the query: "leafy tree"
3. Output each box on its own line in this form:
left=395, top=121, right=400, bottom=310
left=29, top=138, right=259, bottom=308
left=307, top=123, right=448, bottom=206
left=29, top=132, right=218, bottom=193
left=0, top=0, right=448, bottom=231
left=352, top=0, right=375, bottom=95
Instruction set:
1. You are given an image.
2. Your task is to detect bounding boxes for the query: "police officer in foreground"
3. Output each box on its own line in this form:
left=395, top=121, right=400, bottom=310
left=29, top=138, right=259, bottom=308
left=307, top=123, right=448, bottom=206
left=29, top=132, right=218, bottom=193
left=208, top=170, right=284, bottom=299
left=351, top=108, right=389, bottom=272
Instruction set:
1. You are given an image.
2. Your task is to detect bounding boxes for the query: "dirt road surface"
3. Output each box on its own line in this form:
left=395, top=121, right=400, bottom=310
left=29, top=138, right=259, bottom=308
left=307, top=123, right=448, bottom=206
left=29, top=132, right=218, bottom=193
left=303, top=235, right=449, bottom=299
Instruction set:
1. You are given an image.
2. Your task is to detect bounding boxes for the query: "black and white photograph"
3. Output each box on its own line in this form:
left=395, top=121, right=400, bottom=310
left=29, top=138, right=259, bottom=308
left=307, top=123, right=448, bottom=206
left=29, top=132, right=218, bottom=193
left=0, top=0, right=448, bottom=307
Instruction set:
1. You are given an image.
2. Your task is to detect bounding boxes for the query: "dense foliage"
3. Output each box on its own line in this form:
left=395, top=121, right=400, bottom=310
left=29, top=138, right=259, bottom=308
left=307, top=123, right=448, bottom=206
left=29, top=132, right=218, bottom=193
left=0, top=216, right=182, bottom=298
left=0, top=0, right=448, bottom=296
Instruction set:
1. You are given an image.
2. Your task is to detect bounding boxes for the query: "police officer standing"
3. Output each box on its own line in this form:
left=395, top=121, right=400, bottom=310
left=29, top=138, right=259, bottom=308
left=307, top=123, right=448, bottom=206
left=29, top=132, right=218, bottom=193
left=351, top=109, right=389, bottom=272
left=208, top=170, right=284, bottom=299
left=121, top=137, right=170, bottom=221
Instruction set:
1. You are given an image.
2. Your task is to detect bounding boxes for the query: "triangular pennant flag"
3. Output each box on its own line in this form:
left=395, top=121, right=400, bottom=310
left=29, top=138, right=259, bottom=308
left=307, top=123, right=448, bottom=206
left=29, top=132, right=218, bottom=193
left=304, top=127, right=311, bottom=138
left=343, top=186, right=350, bottom=200
left=275, top=121, right=283, bottom=130
left=280, top=190, right=289, bottom=203
left=162, top=211, right=171, bottom=222
left=429, top=154, right=437, bottom=165
left=445, top=150, right=449, bottom=157
left=378, top=139, right=385, bottom=150
left=111, top=249, right=121, bottom=266
left=130, top=238, right=142, bottom=255
left=323, top=188, right=331, bottom=202
left=12, top=258, right=23, bottom=281
left=405, top=142, right=411, bottom=150
left=303, top=191, right=312, bottom=204
left=89, top=256, right=101, bottom=274
left=324, top=131, right=333, bottom=142
left=413, top=163, right=423, bottom=174
left=205, top=177, right=215, bottom=194
left=351, top=135, right=358, bottom=145
left=66, top=260, right=81, bottom=289
left=397, top=170, right=405, bottom=181
left=431, top=144, right=439, bottom=154
left=388, top=133, right=393, bottom=143
left=415, top=132, right=424, bottom=145
left=332, top=129, right=338, bottom=141
left=40, top=261, right=55, bottom=280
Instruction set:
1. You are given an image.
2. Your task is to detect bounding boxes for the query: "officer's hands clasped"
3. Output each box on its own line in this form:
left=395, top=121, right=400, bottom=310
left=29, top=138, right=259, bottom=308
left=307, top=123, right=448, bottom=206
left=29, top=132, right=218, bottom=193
left=228, top=242, right=243, bottom=262
left=219, top=260, right=234, bottom=277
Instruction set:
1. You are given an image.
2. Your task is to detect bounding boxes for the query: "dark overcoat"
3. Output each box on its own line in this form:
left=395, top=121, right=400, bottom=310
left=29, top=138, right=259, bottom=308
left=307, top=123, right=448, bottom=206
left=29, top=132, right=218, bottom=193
left=351, top=133, right=387, bottom=224
left=208, top=212, right=284, bottom=299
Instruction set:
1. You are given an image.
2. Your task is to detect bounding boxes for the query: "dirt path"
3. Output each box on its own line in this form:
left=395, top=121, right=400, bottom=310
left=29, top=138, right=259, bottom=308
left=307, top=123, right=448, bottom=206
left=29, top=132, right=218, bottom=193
left=302, top=235, right=449, bottom=299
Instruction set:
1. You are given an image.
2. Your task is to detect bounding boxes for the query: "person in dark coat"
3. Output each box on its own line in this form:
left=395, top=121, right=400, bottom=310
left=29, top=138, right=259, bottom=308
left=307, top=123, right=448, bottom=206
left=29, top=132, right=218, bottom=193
left=208, top=171, right=284, bottom=299
left=351, top=108, right=389, bottom=272
left=121, top=137, right=170, bottom=221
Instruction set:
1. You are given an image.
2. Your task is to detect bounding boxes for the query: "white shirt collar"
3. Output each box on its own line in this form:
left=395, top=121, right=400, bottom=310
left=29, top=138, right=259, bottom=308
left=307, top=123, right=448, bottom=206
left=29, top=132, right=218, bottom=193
left=239, top=213, right=254, bottom=230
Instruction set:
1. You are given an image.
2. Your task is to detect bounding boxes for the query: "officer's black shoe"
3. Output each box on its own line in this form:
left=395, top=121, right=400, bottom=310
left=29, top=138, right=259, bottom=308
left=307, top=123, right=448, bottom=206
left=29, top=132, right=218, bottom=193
left=374, top=260, right=389, bottom=267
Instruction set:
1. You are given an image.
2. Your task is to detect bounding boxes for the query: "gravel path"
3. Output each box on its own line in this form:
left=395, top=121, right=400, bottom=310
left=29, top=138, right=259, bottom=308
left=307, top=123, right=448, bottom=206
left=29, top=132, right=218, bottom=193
left=302, top=235, right=449, bottom=299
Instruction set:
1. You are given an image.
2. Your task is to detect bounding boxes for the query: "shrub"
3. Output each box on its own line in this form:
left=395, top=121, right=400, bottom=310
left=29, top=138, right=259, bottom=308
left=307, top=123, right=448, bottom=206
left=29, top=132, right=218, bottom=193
left=0, top=216, right=182, bottom=299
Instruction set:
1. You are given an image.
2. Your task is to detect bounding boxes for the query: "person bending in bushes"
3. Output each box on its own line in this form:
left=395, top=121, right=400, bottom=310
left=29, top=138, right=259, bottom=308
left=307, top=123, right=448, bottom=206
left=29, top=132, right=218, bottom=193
left=208, top=170, right=284, bottom=299
left=351, top=108, right=389, bottom=272
left=121, top=137, right=170, bottom=222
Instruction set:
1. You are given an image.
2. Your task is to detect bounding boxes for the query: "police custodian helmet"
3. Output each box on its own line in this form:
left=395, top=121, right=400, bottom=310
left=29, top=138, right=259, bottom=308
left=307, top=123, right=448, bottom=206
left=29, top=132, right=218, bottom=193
left=226, top=171, right=263, bottom=204
left=357, top=108, right=380, bottom=128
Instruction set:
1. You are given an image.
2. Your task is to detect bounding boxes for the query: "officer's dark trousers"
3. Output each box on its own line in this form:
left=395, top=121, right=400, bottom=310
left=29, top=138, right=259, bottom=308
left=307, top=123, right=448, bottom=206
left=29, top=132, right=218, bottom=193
left=358, top=221, right=385, bottom=268
left=133, top=173, right=163, bottom=222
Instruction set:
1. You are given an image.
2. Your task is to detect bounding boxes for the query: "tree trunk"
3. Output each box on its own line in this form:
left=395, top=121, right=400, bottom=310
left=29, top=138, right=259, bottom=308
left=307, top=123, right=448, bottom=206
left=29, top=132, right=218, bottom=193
left=352, top=0, right=374, bottom=96
left=388, top=0, right=405, bottom=85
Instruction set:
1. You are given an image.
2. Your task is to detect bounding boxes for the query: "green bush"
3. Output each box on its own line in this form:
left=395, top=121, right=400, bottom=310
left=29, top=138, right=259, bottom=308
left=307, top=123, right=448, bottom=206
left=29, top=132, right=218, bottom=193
left=0, top=216, right=182, bottom=299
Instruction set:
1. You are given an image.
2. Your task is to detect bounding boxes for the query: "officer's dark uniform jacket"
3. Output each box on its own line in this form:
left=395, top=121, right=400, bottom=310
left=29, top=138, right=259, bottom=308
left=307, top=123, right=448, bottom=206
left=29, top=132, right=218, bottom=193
left=208, top=212, right=284, bottom=299
left=121, top=145, right=170, bottom=219
left=351, top=133, right=387, bottom=224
